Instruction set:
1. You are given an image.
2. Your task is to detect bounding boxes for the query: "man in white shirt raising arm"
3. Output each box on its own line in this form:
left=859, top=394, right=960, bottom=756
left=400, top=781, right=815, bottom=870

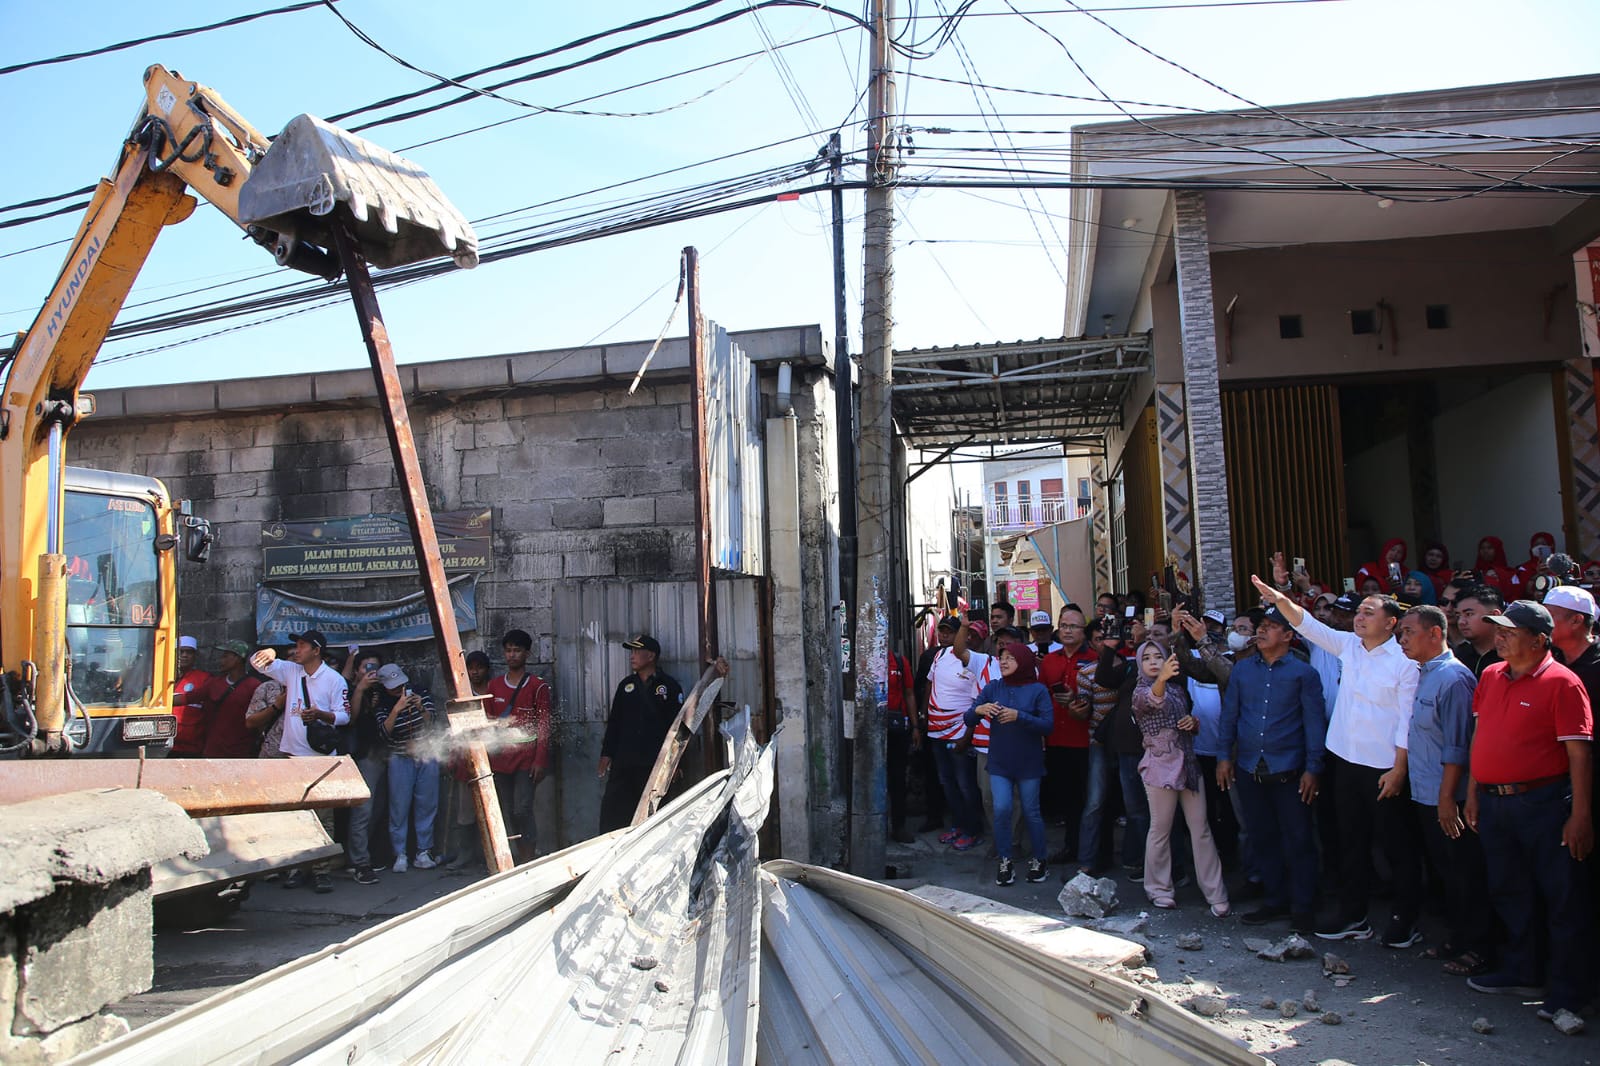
left=1251, top=574, right=1420, bottom=945
left=251, top=629, right=352, bottom=893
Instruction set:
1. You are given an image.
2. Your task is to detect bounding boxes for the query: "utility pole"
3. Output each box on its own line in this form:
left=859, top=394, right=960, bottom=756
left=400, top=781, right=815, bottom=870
left=829, top=133, right=858, bottom=847
left=849, top=0, right=896, bottom=879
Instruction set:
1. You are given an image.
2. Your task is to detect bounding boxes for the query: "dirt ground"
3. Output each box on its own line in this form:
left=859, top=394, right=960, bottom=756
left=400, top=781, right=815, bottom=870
left=887, top=830, right=1596, bottom=1066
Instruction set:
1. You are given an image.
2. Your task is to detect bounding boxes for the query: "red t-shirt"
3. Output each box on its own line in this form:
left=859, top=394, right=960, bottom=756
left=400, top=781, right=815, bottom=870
left=172, top=669, right=216, bottom=755
left=486, top=672, right=552, bottom=774
left=1038, top=646, right=1099, bottom=748
left=200, top=674, right=262, bottom=758
left=1471, top=654, right=1593, bottom=785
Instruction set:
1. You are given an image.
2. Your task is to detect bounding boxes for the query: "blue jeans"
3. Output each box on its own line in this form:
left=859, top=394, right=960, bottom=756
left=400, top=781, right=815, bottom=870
left=346, top=753, right=387, bottom=868
left=991, top=775, right=1046, bottom=861
left=1117, top=752, right=1151, bottom=868
left=1077, top=743, right=1115, bottom=866
left=1479, top=782, right=1594, bottom=1010
left=931, top=742, right=984, bottom=836
left=388, top=754, right=439, bottom=858
left=1234, top=770, right=1317, bottom=913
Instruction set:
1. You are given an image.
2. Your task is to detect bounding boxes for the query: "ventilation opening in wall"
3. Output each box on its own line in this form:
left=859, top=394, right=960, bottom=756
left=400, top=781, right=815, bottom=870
left=1278, top=314, right=1303, bottom=340
left=1349, top=309, right=1377, bottom=335
left=1425, top=304, right=1450, bottom=330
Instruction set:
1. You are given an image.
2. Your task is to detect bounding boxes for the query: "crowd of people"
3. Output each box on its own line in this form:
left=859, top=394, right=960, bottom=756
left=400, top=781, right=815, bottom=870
left=891, top=544, right=1600, bottom=1033
left=166, top=625, right=703, bottom=891
left=169, top=627, right=552, bottom=891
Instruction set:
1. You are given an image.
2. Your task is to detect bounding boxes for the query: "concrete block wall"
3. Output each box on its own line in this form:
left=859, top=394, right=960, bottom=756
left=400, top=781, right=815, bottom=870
left=67, top=326, right=834, bottom=851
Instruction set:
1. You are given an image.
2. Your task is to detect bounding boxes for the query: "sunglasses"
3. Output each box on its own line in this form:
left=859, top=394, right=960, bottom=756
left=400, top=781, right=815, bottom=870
left=1439, top=597, right=1458, bottom=607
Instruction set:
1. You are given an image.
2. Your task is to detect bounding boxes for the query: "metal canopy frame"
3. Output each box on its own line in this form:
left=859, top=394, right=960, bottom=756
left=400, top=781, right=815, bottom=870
left=891, top=333, right=1152, bottom=450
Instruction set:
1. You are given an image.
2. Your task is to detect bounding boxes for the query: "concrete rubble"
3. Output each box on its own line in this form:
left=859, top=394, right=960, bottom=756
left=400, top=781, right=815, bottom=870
left=1552, top=1008, right=1585, bottom=1036
left=1089, top=913, right=1148, bottom=936
left=1471, top=1017, right=1494, bottom=1035
left=1174, top=932, right=1204, bottom=951
left=1320, top=1010, right=1343, bottom=1025
left=0, top=789, right=205, bottom=1064
left=1186, top=994, right=1228, bottom=1017
left=1279, top=1000, right=1298, bottom=1019
left=1256, top=934, right=1315, bottom=962
left=1321, top=952, right=1350, bottom=975
left=1301, top=989, right=1321, bottom=1012
left=1059, top=873, right=1120, bottom=919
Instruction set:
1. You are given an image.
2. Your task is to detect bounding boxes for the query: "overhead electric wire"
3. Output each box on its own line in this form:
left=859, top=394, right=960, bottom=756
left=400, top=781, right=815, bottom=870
left=933, top=8, right=1068, bottom=285
left=1045, top=0, right=1588, bottom=202
left=0, top=0, right=332, bottom=78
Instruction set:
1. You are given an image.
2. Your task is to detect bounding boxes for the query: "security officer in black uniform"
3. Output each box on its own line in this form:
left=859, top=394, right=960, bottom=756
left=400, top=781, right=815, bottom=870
left=598, top=634, right=685, bottom=832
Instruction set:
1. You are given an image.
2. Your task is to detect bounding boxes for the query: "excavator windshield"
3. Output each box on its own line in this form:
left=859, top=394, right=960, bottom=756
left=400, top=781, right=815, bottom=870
left=63, top=490, right=159, bottom=708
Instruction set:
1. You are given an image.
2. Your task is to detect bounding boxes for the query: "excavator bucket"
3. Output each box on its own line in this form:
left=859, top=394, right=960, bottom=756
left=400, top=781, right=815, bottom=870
left=238, top=114, right=478, bottom=271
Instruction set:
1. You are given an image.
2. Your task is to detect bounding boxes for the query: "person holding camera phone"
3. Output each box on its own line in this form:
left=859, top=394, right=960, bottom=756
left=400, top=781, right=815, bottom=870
left=374, top=663, right=439, bottom=873
left=343, top=648, right=389, bottom=885
left=250, top=630, right=352, bottom=893
left=1038, top=605, right=1100, bottom=864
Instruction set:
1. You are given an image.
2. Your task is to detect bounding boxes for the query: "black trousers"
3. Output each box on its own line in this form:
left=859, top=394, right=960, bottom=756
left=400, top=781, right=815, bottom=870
left=1413, top=800, right=1494, bottom=958
left=1330, top=753, right=1421, bottom=925
left=1043, top=745, right=1088, bottom=854
left=887, top=727, right=912, bottom=831
left=600, top=763, right=652, bottom=833
left=918, top=738, right=945, bottom=824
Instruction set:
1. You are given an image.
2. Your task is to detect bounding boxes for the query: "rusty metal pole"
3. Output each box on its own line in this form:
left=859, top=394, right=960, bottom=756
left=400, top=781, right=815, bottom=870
left=331, top=223, right=514, bottom=874
left=686, top=246, right=721, bottom=774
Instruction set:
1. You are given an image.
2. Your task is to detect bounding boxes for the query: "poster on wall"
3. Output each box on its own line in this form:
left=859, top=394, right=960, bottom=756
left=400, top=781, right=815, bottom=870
left=1010, top=578, right=1040, bottom=611
left=260, top=510, right=492, bottom=581
left=256, top=576, right=478, bottom=646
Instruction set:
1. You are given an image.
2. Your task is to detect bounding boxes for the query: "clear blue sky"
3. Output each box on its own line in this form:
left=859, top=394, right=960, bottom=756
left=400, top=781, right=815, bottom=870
left=1, top=0, right=1597, bottom=390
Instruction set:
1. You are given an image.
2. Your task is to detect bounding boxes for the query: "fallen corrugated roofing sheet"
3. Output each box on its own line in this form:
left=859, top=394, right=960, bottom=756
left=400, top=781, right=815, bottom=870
left=758, top=862, right=1263, bottom=1066
left=73, top=714, right=773, bottom=1066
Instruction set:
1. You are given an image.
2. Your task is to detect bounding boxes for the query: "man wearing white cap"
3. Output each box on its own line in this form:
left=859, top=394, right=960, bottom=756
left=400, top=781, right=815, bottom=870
left=171, top=635, right=213, bottom=757
left=1546, top=585, right=1600, bottom=710
left=1027, top=610, right=1062, bottom=658
left=1547, top=583, right=1600, bottom=912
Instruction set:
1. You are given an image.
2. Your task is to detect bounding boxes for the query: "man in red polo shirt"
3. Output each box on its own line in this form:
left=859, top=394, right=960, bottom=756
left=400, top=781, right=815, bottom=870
left=1037, top=604, right=1098, bottom=864
left=1464, top=599, right=1594, bottom=1029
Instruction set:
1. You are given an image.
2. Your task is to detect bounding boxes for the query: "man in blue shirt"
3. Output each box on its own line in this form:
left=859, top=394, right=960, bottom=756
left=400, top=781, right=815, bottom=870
left=1397, top=604, right=1493, bottom=972
left=1217, top=608, right=1326, bottom=933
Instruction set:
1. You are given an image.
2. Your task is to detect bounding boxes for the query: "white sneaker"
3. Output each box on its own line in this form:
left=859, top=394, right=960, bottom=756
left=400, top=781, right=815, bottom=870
left=413, top=852, right=438, bottom=870
left=392, top=856, right=408, bottom=873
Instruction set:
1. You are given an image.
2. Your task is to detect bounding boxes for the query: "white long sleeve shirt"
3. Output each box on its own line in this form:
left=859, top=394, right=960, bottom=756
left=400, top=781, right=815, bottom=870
left=263, top=657, right=350, bottom=757
left=1291, top=612, right=1418, bottom=770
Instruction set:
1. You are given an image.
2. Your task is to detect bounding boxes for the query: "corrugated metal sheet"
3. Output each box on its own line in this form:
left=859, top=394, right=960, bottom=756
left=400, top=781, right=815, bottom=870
left=705, top=322, right=765, bottom=577
left=553, top=578, right=765, bottom=734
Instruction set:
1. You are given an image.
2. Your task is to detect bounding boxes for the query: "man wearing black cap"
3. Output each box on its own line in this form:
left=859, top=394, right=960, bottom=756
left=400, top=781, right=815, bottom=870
left=598, top=635, right=685, bottom=832
left=1464, top=599, right=1594, bottom=1028
left=250, top=630, right=351, bottom=892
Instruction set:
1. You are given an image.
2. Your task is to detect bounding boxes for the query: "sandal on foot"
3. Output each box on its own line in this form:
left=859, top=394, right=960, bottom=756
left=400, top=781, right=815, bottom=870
left=1442, top=950, right=1491, bottom=977
left=1210, top=903, right=1231, bottom=919
left=1421, top=943, right=1458, bottom=961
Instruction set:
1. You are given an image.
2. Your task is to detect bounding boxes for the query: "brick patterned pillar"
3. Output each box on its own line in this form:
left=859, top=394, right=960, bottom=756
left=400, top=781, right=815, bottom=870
left=1156, top=383, right=1194, bottom=584
left=1568, top=244, right=1600, bottom=560
left=1172, top=191, right=1236, bottom=615
left=1090, top=456, right=1113, bottom=596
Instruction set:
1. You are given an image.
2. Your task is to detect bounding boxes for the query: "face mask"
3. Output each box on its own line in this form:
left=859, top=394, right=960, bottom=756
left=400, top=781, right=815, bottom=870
left=1534, top=544, right=1552, bottom=560
left=1227, top=631, right=1251, bottom=652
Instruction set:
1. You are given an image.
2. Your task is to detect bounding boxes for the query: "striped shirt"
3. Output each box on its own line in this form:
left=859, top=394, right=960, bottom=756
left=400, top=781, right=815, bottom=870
left=927, top=649, right=993, bottom=741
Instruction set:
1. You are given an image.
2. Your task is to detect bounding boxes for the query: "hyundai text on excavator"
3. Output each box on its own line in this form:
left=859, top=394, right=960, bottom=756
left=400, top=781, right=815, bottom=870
left=0, top=65, right=489, bottom=880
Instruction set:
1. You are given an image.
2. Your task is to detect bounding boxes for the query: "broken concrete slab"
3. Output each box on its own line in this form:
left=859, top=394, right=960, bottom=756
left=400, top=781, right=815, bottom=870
left=1187, top=994, right=1228, bottom=1017
left=910, top=885, right=1146, bottom=969
left=1257, top=934, right=1315, bottom=962
left=1058, top=872, right=1120, bottom=918
left=1175, top=932, right=1204, bottom=951
left=1089, top=912, right=1149, bottom=937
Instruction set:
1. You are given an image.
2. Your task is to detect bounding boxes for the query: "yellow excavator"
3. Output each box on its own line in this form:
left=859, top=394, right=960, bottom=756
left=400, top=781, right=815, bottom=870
left=0, top=65, right=480, bottom=880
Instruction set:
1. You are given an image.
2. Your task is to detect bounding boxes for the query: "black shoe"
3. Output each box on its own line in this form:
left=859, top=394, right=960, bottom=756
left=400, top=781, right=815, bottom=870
left=1315, top=916, right=1374, bottom=941
left=352, top=866, right=380, bottom=886
left=1241, top=905, right=1290, bottom=926
left=312, top=873, right=334, bottom=894
left=282, top=869, right=306, bottom=890
left=1234, top=879, right=1267, bottom=902
left=1290, top=912, right=1317, bottom=935
left=1380, top=918, right=1421, bottom=949
left=1125, top=867, right=1145, bottom=884
left=1026, top=858, right=1047, bottom=883
left=996, top=859, right=1016, bottom=886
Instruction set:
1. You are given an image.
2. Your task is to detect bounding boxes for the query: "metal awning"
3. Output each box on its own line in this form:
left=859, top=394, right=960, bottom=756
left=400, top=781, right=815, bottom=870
left=891, top=333, right=1152, bottom=451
